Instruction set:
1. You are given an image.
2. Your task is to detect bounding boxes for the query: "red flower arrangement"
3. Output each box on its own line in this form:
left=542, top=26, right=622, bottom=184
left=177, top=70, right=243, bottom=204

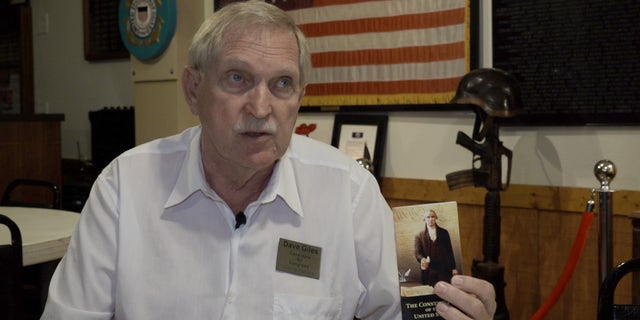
left=295, top=123, right=317, bottom=136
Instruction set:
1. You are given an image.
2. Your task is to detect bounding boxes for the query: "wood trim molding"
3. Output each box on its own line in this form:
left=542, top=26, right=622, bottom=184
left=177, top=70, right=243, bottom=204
left=381, top=177, right=640, bottom=215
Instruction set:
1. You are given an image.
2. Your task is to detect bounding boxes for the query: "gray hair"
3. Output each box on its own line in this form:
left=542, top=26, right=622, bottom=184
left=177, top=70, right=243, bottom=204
left=187, top=0, right=311, bottom=85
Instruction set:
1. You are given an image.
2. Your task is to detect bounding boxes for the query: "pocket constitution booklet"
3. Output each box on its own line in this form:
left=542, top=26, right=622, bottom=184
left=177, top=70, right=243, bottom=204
left=392, top=201, right=463, bottom=320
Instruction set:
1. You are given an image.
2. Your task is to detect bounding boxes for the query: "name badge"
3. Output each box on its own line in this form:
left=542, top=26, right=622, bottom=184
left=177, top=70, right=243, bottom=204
left=276, top=238, right=322, bottom=279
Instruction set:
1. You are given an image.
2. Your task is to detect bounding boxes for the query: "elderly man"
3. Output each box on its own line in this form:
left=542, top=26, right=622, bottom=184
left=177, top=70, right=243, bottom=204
left=41, top=1, right=495, bottom=319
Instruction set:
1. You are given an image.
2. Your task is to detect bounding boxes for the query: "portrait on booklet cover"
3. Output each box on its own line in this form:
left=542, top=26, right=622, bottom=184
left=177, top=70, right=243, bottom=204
left=392, top=201, right=463, bottom=320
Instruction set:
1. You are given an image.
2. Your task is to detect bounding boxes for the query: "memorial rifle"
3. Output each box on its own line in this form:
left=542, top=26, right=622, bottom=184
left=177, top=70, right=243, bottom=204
left=445, top=68, right=522, bottom=320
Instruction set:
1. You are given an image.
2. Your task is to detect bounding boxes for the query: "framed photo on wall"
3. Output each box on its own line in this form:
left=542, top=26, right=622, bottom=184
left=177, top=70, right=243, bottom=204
left=82, top=0, right=129, bottom=61
left=331, top=114, right=388, bottom=183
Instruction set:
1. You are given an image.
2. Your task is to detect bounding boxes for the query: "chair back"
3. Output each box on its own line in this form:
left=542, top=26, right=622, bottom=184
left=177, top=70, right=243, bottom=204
left=89, top=106, right=135, bottom=171
left=1, top=179, right=60, bottom=209
left=598, top=257, right=640, bottom=320
left=0, top=213, right=24, bottom=320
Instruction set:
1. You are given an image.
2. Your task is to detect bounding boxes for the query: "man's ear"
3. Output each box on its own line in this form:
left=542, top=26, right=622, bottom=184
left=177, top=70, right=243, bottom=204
left=297, top=84, right=307, bottom=105
left=182, top=67, right=201, bottom=115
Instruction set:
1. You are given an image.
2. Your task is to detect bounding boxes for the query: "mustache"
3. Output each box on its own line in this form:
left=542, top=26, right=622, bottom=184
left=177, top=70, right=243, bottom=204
left=233, top=118, right=278, bottom=134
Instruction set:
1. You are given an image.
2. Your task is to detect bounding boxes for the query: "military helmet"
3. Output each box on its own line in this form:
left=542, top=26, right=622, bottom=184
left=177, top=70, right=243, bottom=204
left=451, top=68, right=523, bottom=118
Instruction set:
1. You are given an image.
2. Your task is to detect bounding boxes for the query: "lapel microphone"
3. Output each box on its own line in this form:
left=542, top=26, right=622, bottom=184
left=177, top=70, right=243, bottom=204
left=235, top=212, right=247, bottom=229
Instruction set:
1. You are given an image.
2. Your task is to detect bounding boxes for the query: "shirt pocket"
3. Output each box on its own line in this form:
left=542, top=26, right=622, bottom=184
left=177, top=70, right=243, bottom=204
left=273, top=293, right=343, bottom=320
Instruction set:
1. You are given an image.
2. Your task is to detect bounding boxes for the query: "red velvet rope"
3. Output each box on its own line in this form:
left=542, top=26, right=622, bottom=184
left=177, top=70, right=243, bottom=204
left=530, top=211, right=595, bottom=319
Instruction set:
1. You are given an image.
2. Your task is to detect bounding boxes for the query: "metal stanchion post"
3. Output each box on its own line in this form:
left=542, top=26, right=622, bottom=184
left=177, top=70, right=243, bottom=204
left=594, top=159, right=616, bottom=284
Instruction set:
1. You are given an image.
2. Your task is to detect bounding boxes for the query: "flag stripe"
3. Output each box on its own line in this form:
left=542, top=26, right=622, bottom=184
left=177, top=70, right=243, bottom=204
left=305, top=78, right=461, bottom=95
left=298, top=8, right=465, bottom=37
left=312, top=59, right=466, bottom=83
left=308, top=24, right=465, bottom=53
left=301, top=93, right=455, bottom=106
left=312, top=42, right=465, bottom=68
left=289, top=0, right=465, bottom=24
left=311, top=0, right=382, bottom=7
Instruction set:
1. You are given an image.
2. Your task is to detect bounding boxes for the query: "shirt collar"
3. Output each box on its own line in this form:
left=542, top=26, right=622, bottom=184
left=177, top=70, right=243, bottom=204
left=164, top=128, right=304, bottom=217
left=258, top=148, right=304, bottom=217
left=164, top=128, right=211, bottom=208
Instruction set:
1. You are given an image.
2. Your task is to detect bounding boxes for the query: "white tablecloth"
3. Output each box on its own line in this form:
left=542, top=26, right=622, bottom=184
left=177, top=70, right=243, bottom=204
left=0, top=206, right=80, bottom=266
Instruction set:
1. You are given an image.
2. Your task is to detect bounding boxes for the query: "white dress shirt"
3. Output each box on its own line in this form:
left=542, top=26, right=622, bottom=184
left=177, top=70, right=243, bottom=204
left=42, top=126, right=401, bottom=320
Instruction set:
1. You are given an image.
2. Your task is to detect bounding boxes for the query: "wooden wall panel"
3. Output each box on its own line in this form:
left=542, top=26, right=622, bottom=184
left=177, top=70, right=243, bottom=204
left=0, top=117, right=63, bottom=206
left=383, top=177, right=639, bottom=320
left=500, top=208, right=541, bottom=319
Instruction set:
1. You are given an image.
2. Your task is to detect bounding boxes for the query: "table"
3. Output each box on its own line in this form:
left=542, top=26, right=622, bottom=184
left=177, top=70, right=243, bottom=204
left=0, top=206, right=80, bottom=266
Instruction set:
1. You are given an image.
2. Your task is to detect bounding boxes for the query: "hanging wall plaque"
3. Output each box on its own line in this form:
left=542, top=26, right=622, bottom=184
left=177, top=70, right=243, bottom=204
left=118, top=0, right=177, bottom=61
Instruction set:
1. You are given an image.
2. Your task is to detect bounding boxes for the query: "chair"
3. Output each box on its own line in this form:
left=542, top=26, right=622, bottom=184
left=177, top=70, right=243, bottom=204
left=1, top=179, right=61, bottom=209
left=89, top=106, right=135, bottom=171
left=598, top=257, right=640, bottom=320
left=0, top=213, right=24, bottom=320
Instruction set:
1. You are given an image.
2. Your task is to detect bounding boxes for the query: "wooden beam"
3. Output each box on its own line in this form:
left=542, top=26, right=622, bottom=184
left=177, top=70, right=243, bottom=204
left=381, top=177, right=640, bottom=215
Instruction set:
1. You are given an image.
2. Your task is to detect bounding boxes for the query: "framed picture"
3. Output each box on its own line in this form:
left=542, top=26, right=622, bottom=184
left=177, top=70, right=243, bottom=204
left=82, top=0, right=129, bottom=61
left=331, top=114, right=388, bottom=183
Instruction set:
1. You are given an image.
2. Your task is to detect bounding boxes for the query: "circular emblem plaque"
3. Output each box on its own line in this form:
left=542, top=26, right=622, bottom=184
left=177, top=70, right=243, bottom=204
left=119, top=0, right=177, bottom=61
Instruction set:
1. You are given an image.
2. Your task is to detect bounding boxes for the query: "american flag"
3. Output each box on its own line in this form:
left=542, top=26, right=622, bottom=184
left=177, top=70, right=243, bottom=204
left=222, top=0, right=471, bottom=106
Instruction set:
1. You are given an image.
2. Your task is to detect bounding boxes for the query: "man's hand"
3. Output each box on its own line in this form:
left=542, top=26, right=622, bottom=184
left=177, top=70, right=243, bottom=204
left=433, top=275, right=496, bottom=320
